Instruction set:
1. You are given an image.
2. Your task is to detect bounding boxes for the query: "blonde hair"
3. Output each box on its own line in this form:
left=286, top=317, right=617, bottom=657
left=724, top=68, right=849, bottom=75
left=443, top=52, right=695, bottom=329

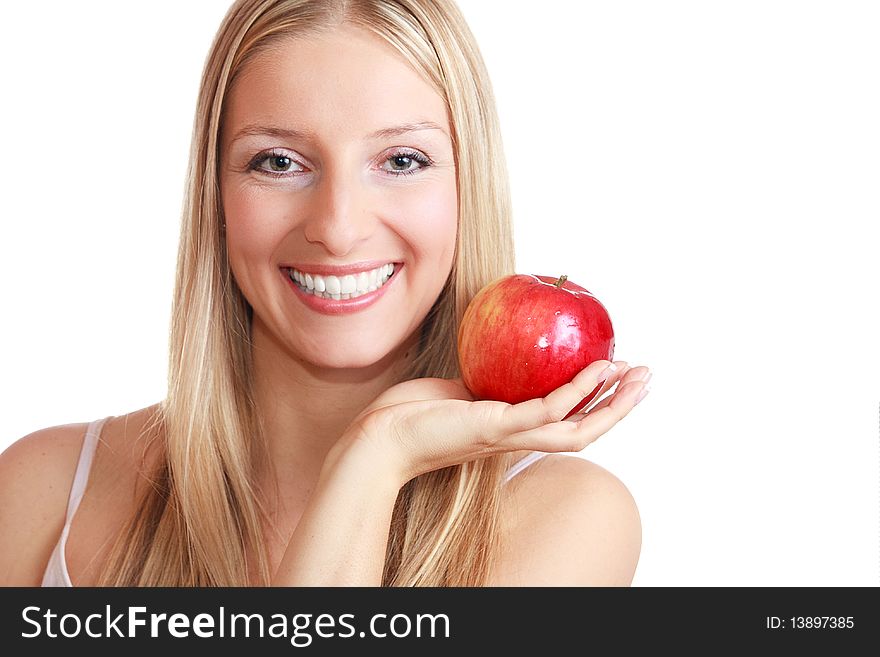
left=98, top=0, right=515, bottom=586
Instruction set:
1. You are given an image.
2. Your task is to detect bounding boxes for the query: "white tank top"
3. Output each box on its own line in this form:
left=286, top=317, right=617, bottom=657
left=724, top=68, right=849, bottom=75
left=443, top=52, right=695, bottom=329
left=41, top=417, right=548, bottom=587
left=41, top=416, right=112, bottom=587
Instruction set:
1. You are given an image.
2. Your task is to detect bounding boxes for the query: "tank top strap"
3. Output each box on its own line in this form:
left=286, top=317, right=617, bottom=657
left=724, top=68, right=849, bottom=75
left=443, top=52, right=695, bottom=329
left=64, top=416, right=112, bottom=523
left=503, top=451, right=550, bottom=484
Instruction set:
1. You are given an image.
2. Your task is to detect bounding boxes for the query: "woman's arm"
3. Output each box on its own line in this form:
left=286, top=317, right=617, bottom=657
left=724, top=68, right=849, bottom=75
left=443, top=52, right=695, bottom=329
left=271, top=359, right=648, bottom=586
left=270, top=436, right=401, bottom=586
left=271, top=440, right=641, bottom=587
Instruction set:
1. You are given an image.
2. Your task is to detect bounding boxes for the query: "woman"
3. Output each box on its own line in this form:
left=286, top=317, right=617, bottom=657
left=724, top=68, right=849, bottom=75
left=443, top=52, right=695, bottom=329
left=0, top=0, right=650, bottom=586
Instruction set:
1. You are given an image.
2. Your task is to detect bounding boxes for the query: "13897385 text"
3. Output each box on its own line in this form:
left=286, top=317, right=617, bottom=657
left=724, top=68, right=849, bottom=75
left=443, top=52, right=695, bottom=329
left=765, top=616, right=855, bottom=630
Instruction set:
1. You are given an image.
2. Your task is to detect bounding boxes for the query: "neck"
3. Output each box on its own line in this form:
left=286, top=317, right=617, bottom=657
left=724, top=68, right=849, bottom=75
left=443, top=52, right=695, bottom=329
left=249, top=318, right=419, bottom=499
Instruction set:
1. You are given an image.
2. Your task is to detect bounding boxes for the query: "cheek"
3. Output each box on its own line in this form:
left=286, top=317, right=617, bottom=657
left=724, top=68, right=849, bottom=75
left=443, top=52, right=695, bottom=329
left=393, top=181, right=458, bottom=265
left=222, top=184, right=290, bottom=290
left=224, top=183, right=292, bottom=244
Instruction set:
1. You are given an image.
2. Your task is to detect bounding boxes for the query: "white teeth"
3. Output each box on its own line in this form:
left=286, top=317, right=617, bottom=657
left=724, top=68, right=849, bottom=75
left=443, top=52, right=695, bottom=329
left=287, top=263, right=396, bottom=300
left=340, top=275, right=356, bottom=295
left=356, top=271, right=370, bottom=293
left=325, top=276, right=341, bottom=295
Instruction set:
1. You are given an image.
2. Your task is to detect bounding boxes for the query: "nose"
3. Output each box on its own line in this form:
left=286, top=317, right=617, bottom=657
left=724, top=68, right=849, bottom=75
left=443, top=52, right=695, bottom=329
left=302, top=163, right=375, bottom=257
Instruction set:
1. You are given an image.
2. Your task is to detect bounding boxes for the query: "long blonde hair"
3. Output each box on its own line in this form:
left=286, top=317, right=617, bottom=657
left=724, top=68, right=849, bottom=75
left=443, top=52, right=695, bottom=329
left=98, top=0, right=515, bottom=586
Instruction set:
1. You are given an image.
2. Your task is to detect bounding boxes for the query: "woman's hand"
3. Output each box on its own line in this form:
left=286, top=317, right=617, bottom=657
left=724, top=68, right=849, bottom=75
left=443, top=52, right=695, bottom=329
left=339, top=359, right=652, bottom=485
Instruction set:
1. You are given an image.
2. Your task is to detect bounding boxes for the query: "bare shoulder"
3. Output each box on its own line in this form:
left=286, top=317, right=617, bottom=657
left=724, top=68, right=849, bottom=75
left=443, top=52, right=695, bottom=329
left=0, top=404, right=163, bottom=586
left=0, top=420, right=92, bottom=585
left=490, top=454, right=642, bottom=587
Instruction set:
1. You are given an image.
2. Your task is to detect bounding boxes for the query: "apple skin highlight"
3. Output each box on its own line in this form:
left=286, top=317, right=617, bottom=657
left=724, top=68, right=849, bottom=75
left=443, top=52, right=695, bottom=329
left=457, top=274, right=615, bottom=418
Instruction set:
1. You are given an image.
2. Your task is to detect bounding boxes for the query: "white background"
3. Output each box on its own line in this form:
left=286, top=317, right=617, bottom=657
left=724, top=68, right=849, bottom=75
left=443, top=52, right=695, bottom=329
left=1, top=1, right=877, bottom=586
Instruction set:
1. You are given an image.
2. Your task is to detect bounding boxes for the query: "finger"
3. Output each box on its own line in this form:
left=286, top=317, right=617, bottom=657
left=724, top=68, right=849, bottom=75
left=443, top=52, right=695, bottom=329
left=624, top=365, right=652, bottom=388
left=567, top=360, right=633, bottom=415
left=582, top=360, right=632, bottom=402
left=498, top=359, right=615, bottom=436
left=575, top=365, right=652, bottom=416
left=577, top=393, right=614, bottom=416
left=562, top=385, right=624, bottom=424
left=504, top=379, right=648, bottom=452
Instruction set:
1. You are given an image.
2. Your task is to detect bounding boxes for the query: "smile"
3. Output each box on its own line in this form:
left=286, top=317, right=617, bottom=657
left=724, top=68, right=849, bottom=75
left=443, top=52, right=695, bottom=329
left=284, top=263, right=395, bottom=300
left=280, top=262, right=402, bottom=316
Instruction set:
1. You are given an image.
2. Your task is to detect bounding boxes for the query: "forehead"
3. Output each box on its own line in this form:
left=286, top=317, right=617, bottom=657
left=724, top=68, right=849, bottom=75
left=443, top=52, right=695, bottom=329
left=223, top=26, right=449, bottom=142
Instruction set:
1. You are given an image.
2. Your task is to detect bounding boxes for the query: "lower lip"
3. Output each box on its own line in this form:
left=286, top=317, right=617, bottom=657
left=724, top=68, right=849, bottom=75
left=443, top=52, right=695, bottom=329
left=281, top=265, right=402, bottom=315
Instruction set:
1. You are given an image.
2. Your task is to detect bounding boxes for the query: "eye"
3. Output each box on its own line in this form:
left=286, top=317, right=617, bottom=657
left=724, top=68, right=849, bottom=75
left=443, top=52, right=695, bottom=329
left=246, top=147, right=434, bottom=179
left=248, top=149, right=305, bottom=178
left=381, top=149, right=433, bottom=177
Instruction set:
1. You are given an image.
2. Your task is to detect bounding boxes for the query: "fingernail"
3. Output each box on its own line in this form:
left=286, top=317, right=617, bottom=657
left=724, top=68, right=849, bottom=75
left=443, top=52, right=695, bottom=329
left=640, top=370, right=653, bottom=384
left=634, top=384, right=651, bottom=405
left=598, top=362, right=618, bottom=381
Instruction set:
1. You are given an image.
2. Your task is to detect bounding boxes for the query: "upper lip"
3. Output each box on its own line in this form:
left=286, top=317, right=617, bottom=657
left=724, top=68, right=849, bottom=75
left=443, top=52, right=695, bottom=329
left=279, top=260, right=402, bottom=277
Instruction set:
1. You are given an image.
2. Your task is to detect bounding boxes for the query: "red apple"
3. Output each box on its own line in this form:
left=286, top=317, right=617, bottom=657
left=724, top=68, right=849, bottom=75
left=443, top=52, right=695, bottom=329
left=457, top=274, right=615, bottom=419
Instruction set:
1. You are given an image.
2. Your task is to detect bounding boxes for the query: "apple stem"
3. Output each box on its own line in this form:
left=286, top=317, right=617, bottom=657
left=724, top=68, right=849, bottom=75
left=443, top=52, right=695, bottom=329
left=554, top=275, right=568, bottom=288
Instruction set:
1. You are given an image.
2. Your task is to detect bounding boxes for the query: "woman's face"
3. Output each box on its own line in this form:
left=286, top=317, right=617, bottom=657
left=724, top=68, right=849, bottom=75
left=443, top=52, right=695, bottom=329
left=220, top=25, right=457, bottom=370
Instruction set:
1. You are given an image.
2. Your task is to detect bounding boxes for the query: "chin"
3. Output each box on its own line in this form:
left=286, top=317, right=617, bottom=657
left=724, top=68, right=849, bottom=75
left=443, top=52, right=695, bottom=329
left=307, top=353, right=387, bottom=370
left=301, top=335, right=401, bottom=371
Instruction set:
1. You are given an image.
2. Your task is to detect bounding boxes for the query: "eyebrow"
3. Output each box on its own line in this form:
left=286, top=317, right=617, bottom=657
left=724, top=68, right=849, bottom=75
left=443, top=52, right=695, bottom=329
left=229, top=121, right=447, bottom=145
